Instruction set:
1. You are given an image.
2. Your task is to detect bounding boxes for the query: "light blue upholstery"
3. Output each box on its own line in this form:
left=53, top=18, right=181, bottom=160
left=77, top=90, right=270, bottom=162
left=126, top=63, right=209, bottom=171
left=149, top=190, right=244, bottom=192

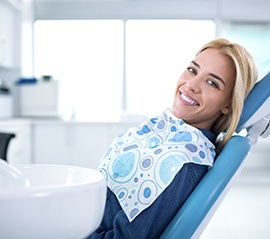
left=160, top=72, right=270, bottom=239
left=238, top=72, right=270, bottom=131
left=160, top=136, right=250, bottom=239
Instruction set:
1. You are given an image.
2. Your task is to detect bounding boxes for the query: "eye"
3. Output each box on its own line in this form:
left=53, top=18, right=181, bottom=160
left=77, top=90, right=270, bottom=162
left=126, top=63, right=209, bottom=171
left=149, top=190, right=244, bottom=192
left=207, top=79, right=219, bottom=89
left=187, top=67, right=197, bottom=75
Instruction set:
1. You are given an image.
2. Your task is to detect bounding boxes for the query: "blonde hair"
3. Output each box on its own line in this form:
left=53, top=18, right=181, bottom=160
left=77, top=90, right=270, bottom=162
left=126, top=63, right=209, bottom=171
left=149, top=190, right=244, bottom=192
left=197, top=38, right=258, bottom=149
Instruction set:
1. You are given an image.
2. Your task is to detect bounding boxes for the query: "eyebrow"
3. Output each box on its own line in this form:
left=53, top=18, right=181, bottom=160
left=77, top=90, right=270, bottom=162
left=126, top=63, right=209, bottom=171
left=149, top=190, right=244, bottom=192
left=191, top=61, right=226, bottom=87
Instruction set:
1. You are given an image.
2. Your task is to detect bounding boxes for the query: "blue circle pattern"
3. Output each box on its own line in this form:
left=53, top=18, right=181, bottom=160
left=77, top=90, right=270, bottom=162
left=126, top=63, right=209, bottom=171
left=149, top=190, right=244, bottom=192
left=98, top=109, right=216, bottom=222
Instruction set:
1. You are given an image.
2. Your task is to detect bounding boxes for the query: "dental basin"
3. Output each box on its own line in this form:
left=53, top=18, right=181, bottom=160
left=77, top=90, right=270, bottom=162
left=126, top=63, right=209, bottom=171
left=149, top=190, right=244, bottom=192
left=0, top=162, right=106, bottom=239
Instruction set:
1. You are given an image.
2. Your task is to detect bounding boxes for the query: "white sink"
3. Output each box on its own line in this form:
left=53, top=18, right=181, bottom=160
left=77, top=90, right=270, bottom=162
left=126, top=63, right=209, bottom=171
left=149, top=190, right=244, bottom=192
left=0, top=162, right=106, bottom=239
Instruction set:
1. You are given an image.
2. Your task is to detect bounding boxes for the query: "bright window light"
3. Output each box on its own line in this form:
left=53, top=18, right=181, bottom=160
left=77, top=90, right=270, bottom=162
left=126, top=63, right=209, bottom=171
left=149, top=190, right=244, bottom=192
left=220, top=22, right=270, bottom=78
left=34, top=19, right=216, bottom=121
left=34, top=20, right=124, bottom=121
left=126, top=20, right=216, bottom=117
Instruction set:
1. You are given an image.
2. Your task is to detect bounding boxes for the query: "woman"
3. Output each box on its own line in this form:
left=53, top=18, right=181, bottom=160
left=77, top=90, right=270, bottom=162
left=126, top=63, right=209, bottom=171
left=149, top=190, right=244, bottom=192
left=87, top=38, right=258, bottom=239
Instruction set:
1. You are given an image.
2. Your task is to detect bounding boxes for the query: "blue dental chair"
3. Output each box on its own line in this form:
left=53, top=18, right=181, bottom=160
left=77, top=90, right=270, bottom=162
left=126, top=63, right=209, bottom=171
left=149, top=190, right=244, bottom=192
left=160, top=72, right=270, bottom=239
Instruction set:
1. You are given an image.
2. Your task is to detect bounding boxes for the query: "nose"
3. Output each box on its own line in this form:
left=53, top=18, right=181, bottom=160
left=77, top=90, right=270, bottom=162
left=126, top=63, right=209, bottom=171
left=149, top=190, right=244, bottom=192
left=186, top=76, right=201, bottom=93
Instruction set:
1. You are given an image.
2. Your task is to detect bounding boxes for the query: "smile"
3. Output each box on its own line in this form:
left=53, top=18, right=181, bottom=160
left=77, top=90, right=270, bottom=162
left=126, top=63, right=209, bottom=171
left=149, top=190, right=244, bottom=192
left=180, top=93, right=199, bottom=106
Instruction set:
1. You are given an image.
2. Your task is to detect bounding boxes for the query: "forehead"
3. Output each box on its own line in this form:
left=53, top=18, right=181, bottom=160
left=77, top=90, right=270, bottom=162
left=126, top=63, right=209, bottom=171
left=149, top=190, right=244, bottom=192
left=195, top=48, right=231, bottom=68
left=194, top=48, right=235, bottom=82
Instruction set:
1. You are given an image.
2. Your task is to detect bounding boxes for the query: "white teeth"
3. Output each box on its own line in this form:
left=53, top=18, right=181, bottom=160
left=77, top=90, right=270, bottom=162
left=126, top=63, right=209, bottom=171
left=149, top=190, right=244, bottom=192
left=181, top=94, right=198, bottom=105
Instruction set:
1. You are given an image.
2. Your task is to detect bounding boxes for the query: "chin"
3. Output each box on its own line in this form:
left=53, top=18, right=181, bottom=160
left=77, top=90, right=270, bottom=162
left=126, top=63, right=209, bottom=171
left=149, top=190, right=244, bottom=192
left=171, top=107, right=180, bottom=118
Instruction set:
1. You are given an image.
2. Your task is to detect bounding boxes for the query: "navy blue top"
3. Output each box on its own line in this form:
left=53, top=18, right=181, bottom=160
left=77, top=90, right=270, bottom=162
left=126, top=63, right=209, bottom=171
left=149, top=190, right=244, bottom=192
left=86, top=129, right=214, bottom=239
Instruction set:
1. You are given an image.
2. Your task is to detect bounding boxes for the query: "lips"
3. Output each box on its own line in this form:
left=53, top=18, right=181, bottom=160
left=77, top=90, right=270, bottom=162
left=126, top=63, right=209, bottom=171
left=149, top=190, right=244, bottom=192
left=180, top=92, right=200, bottom=106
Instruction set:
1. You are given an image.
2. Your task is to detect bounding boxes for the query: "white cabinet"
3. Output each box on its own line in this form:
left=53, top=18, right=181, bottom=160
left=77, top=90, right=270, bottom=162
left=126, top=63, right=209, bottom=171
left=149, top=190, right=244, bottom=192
left=33, top=122, right=108, bottom=169
left=33, top=123, right=71, bottom=165
left=0, top=118, right=137, bottom=168
left=0, top=119, right=32, bottom=164
left=68, top=124, right=109, bottom=168
left=33, top=121, right=134, bottom=169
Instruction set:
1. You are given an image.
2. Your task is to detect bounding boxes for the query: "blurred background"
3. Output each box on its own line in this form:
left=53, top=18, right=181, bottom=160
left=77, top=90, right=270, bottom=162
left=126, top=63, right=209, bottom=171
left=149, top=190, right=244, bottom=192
left=0, top=0, right=269, bottom=238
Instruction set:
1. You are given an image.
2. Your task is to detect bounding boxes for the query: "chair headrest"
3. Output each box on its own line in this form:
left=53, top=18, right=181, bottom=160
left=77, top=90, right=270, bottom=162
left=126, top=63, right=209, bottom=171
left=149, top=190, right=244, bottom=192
left=237, top=71, right=270, bottom=132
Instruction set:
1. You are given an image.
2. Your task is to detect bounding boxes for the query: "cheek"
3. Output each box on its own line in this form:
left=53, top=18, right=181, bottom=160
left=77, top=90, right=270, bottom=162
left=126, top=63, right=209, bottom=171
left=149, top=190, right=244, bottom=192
left=211, top=95, right=231, bottom=113
left=204, top=91, right=229, bottom=109
left=174, top=81, right=180, bottom=95
left=174, top=74, right=185, bottom=91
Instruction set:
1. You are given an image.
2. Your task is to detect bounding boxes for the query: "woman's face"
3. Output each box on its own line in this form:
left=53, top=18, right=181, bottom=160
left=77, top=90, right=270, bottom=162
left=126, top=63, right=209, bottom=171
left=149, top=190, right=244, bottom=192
left=172, top=48, right=235, bottom=130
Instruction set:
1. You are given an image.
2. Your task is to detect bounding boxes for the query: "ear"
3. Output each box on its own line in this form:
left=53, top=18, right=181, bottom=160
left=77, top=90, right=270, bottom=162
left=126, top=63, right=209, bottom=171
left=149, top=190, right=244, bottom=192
left=221, top=103, right=231, bottom=115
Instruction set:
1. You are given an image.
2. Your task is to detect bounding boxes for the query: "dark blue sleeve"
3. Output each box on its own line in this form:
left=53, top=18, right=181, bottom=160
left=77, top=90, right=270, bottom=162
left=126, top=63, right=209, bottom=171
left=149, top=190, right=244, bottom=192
left=86, top=163, right=208, bottom=239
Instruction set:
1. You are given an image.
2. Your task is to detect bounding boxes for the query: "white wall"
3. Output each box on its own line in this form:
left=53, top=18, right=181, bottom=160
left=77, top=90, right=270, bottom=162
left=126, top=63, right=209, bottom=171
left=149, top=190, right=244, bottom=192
left=0, top=0, right=22, bottom=116
left=34, top=0, right=270, bottom=21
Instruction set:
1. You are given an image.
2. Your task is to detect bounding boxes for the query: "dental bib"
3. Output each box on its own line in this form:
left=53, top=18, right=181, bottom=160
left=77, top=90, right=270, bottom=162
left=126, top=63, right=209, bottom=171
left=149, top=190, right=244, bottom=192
left=98, top=108, right=216, bottom=222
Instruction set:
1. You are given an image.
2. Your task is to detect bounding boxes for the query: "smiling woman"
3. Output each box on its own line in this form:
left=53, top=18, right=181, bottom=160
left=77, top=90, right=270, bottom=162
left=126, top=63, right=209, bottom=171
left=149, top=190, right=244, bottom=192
left=172, top=48, right=235, bottom=132
left=86, top=39, right=258, bottom=239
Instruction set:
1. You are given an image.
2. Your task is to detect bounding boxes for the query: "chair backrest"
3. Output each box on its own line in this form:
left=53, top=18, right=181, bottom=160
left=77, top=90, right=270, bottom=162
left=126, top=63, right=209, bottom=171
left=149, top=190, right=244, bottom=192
left=0, top=132, right=16, bottom=162
left=160, top=71, right=270, bottom=239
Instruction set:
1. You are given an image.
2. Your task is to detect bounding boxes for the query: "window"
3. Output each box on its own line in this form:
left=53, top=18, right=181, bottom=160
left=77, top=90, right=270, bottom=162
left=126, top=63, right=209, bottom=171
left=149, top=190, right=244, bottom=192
left=34, top=19, right=216, bottom=121
left=126, top=20, right=216, bottom=117
left=220, top=22, right=270, bottom=78
left=34, top=20, right=124, bottom=121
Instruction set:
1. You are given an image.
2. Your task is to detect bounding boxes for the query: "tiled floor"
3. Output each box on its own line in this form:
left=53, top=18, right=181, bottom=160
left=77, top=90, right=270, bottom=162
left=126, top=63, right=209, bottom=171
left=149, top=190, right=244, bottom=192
left=200, top=138, right=270, bottom=239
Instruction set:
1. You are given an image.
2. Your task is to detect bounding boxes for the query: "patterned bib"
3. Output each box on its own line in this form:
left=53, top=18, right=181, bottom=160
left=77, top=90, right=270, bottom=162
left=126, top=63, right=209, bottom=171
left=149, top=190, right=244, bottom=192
left=98, top=109, right=216, bottom=222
